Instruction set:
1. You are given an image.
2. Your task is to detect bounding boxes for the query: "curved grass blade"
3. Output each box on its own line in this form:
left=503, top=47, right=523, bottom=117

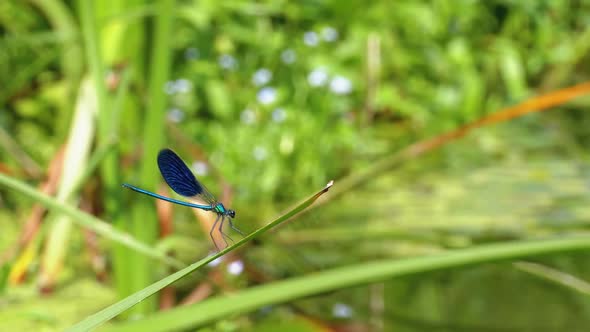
left=65, top=180, right=334, bottom=332
left=100, top=234, right=590, bottom=332
left=0, top=173, right=183, bottom=269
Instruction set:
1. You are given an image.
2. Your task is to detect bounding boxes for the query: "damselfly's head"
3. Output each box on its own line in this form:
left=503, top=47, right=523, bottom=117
left=215, top=203, right=235, bottom=218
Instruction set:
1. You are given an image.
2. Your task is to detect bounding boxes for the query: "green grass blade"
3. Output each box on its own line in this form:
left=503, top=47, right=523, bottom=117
left=67, top=138, right=118, bottom=199
left=513, top=261, right=590, bottom=296
left=129, top=0, right=175, bottom=313
left=0, top=173, right=183, bottom=269
left=101, top=234, right=590, bottom=332
left=65, top=181, right=334, bottom=332
left=79, top=0, right=129, bottom=301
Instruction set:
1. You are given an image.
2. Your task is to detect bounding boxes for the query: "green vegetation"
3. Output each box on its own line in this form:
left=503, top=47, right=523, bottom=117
left=2, top=1, right=590, bottom=331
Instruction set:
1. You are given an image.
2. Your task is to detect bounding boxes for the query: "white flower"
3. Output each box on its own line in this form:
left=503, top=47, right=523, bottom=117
left=252, top=68, right=272, bottom=86
left=208, top=256, right=223, bottom=267
left=240, top=109, right=256, bottom=124
left=174, top=79, right=192, bottom=93
left=272, top=108, right=286, bottom=123
left=329, top=75, right=352, bottom=95
left=281, top=49, right=296, bottom=64
left=257, top=87, right=277, bottom=105
left=164, top=81, right=176, bottom=94
left=303, top=31, right=319, bottom=47
left=253, top=146, right=268, bottom=161
left=191, top=161, right=208, bottom=176
left=308, top=68, right=329, bottom=87
left=332, top=303, right=353, bottom=318
left=227, top=260, right=244, bottom=275
left=322, top=27, right=339, bottom=42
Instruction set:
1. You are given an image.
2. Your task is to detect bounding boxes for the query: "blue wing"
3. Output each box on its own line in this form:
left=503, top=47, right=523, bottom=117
left=157, top=149, right=217, bottom=204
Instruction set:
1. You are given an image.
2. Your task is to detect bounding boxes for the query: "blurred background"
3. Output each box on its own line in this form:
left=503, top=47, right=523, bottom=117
left=2, top=0, right=590, bottom=331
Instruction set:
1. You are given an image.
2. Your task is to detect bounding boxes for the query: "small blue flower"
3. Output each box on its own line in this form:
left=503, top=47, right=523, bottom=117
left=218, top=54, right=237, bottom=70
left=185, top=47, right=199, bottom=60
left=167, top=108, right=185, bottom=123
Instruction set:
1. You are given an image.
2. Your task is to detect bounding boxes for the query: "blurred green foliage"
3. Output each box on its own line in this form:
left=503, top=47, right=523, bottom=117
left=3, top=1, right=590, bottom=204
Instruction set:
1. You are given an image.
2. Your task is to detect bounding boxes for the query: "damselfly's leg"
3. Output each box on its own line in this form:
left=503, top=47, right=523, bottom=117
left=228, top=219, right=244, bottom=236
left=218, top=216, right=234, bottom=247
left=210, top=214, right=221, bottom=251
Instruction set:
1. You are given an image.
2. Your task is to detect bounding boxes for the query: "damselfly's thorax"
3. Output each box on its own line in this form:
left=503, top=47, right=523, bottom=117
left=214, top=202, right=235, bottom=218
